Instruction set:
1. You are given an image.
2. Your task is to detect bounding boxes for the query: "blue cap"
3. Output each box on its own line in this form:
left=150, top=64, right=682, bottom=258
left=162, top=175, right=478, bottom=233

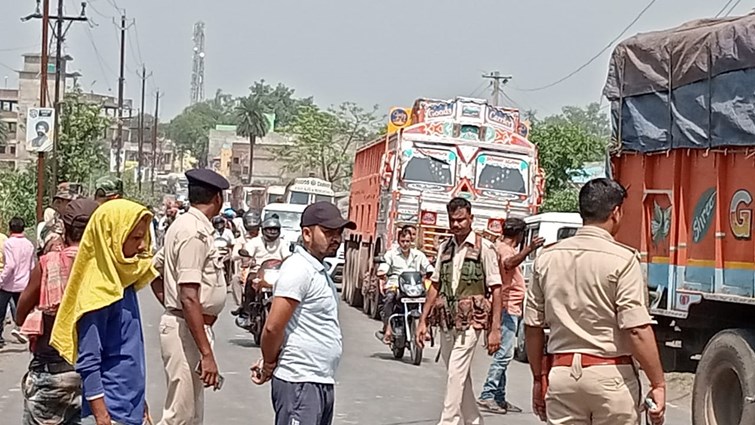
left=185, top=169, right=230, bottom=192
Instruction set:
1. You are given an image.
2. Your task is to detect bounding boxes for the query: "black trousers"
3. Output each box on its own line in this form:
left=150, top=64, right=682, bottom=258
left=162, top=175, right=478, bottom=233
left=272, top=376, right=334, bottom=425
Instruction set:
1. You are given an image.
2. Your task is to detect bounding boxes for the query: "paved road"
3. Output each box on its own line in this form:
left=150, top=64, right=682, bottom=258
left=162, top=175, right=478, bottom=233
left=0, top=291, right=693, bottom=424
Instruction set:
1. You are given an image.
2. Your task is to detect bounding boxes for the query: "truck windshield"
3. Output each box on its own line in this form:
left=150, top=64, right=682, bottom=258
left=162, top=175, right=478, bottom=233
left=402, top=150, right=454, bottom=186
left=264, top=210, right=302, bottom=230
left=289, top=191, right=309, bottom=205
left=475, top=155, right=528, bottom=194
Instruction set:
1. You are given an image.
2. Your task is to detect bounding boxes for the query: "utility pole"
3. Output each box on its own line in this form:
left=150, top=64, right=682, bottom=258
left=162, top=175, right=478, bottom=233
left=137, top=65, right=151, bottom=192
left=151, top=90, right=161, bottom=195
left=482, top=71, right=512, bottom=106
left=37, top=0, right=50, bottom=221
left=115, top=13, right=127, bottom=178
left=22, top=0, right=86, bottom=219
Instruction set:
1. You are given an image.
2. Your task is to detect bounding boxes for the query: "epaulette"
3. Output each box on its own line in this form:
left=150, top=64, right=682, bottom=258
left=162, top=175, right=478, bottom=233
left=611, top=239, right=640, bottom=258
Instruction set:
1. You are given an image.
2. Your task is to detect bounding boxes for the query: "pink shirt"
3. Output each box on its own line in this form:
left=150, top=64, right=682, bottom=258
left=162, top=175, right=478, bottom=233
left=0, top=234, right=36, bottom=293
left=497, top=242, right=526, bottom=316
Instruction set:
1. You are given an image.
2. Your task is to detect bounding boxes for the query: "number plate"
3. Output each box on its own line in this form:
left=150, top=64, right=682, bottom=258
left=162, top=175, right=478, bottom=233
left=401, top=297, right=425, bottom=303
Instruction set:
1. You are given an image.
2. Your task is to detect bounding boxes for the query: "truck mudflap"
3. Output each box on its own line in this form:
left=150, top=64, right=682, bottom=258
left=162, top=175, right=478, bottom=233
left=692, top=328, right=755, bottom=425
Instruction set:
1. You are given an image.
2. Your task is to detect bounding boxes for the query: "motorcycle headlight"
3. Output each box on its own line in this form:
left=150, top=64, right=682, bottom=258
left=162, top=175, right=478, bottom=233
left=402, top=283, right=424, bottom=297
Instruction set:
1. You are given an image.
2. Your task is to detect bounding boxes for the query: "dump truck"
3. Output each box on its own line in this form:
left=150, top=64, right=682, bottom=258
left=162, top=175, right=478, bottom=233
left=342, top=97, right=543, bottom=318
left=605, top=14, right=755, bottom=425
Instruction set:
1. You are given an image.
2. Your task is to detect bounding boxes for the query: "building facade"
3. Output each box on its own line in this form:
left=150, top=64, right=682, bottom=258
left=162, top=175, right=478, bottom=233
left=208, top=126, right=305, bottom=186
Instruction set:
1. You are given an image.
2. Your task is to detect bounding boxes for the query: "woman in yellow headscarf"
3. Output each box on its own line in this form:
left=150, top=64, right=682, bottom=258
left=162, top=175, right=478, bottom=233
left=51, top=199, right=157, bottom=425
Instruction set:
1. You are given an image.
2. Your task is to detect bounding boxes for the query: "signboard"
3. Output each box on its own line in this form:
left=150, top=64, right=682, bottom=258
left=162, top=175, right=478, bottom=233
left=26, top=108, right=55, bottom=153
left=387, top=107, right=411, bottom=134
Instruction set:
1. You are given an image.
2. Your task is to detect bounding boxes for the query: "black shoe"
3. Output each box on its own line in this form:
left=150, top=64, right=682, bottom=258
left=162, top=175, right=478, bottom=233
left=231, top=308, right=241, bottom=317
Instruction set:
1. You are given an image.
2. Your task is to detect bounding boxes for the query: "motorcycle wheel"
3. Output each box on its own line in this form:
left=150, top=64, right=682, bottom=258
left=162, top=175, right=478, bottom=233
left=392, top=322, right=405, bottom=359
left=391, top=343, right=405, bottom=360
left=409, top=320, right=423, bottom=366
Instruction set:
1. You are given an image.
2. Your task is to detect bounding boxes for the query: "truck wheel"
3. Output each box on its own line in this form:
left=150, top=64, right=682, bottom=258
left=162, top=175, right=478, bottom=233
left=370, top=291, right=381, bottom=320
left=362, top=286, right=372, bottom=314
left=692, top=329, right=755, bottom=425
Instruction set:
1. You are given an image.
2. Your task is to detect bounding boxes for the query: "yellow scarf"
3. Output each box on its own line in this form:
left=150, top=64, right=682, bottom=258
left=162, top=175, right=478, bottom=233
left=51, top=199, right=158, bottom=364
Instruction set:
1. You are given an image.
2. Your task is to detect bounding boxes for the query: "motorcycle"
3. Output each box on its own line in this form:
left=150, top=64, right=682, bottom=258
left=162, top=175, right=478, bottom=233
left=234, top=258, right=282, bottom=345
left=388, top=271, right=426, bottom=365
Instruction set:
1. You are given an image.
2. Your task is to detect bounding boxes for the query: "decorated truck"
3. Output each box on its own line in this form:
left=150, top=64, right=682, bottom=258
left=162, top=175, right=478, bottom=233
left=342, top=97, right=543, bottom=318
left=605, top=14, right=755, bottom=425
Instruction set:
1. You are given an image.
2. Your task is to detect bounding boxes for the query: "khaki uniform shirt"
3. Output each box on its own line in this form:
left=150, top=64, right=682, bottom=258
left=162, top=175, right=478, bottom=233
left=430, top=231, right=502, bottom=292
left=153, top=207, right=227, bottom=317
left=524, top=226, right=652, bottom=357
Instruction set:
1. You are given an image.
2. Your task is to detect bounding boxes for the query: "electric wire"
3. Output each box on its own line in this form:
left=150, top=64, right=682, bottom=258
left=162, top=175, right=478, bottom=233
left=513, top=0, right=658, bottom=92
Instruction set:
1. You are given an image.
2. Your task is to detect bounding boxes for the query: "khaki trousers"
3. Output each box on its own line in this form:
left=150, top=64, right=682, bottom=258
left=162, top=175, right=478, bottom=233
left=438, top=328, right=483, bottom=425
left=158, top=314, right=215, bottom=425
left=231, top=275, right=244, bottom=307
left=546, top=354, right=641, bottom=425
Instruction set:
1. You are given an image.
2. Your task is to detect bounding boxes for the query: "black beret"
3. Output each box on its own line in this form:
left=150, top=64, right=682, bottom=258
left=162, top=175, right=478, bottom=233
left=185, top=169, right=230, bottom=191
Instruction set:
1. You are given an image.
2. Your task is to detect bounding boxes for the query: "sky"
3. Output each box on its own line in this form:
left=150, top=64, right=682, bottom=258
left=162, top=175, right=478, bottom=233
left=1, top=0, right=751, bottom=121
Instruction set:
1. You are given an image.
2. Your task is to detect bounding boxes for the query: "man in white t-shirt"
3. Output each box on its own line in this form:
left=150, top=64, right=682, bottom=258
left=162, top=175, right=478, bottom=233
left=251, top=202, right=355, bottom=425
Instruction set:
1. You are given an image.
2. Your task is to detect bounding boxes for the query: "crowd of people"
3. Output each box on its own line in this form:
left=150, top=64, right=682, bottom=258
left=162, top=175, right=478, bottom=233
left=0, top=172, right=667, bottom=425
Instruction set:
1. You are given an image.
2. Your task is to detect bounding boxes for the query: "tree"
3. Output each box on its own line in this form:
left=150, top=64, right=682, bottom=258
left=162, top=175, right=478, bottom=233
left=277, top=102, right=382, bottom=190
left=168, top=90, right=236, bottom=168
left=55, top=88, right=112, bottom=184
left=248, top=80, right=314, bottom=130
left=0, top=168, right=37, bottom=231
left=540, top=188, right=579, bottom=213
left=561, top=102, right=610, bottom=140
left=530, top=104, right=608, bottom=212
left=235, top=95, right=270, bottom=183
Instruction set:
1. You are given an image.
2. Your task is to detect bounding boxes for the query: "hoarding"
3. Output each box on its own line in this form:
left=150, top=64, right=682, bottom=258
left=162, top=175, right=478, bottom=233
left=26, top=108, right=55, bottom=153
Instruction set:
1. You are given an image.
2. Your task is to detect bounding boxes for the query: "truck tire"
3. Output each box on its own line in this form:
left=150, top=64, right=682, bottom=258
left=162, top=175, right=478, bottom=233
left=342, top=248, right=352, bottom=302
left=692, top=329, right=755, bottom=425
left=362, top=285, right=372, bottom=314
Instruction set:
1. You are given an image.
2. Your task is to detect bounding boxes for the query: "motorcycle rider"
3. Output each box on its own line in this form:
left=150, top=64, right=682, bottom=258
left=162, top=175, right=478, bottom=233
left=245, top=215, right=290, bottom=268
left=375, top=227, right=434, bottom=344
left=232, top=215, right=290, bottom=317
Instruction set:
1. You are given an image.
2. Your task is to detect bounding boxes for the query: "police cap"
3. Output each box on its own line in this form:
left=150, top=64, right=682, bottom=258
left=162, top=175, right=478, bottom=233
left=185, top=169, right=230, bottom=192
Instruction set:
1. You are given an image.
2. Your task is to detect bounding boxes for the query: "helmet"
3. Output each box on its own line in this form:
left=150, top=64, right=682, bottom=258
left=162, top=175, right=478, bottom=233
left=223, top=208, right=236, bottom=219
left=262, top=215, right=281, bottom=242
left=212, top=216, right=226, bottom=232
left=243, top=210, right=261, bottom=232
left=262, top=215, right=281, bottom=230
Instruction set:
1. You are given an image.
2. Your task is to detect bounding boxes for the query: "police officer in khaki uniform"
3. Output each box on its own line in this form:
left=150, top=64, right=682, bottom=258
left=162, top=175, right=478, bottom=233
left=151, top=169, right=230, bottom=425
left=417, top=197, right=503, bottom=425
left=524, top=178, right=666, bottom=425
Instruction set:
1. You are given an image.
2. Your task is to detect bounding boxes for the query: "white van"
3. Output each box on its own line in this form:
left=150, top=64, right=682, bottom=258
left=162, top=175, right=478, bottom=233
left=521, top=212, right=583, bottom=283
left=262, top=203, right=307, bottom=252
left=514, top=212, right=582, bottom=362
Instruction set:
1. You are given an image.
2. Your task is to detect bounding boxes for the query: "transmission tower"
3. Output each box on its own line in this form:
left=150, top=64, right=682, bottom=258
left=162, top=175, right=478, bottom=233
left=190, top=21, right=206, bottom=105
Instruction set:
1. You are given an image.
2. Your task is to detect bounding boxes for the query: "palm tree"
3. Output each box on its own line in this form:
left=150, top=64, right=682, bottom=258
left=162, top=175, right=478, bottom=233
left=235, top=96, right=270, bottom=184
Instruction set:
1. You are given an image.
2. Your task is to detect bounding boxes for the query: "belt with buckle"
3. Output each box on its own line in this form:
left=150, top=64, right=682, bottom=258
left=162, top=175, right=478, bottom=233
left=168, top=309, right=217, bottom=326
left=552, top=353, right=633, bottom=368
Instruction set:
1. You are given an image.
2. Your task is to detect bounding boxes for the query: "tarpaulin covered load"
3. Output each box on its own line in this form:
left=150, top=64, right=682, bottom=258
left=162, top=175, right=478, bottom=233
left=604, top=13, right=755, bottom=153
